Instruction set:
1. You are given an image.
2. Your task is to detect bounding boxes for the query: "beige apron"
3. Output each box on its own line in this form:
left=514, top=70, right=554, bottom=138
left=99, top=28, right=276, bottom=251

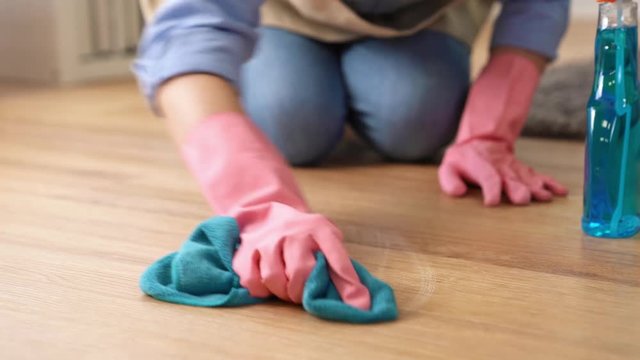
left=139, top=0, right=494, bottom=46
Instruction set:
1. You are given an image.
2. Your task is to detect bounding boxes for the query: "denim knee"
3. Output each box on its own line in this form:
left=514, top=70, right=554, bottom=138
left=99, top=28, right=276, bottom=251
left=364, top=74, right=468, bottom=162
left=240, top=28, right=347, bottom=166
left=342, top=30, right=470, bottom=162
left=244, top=92, right=346, bottom=165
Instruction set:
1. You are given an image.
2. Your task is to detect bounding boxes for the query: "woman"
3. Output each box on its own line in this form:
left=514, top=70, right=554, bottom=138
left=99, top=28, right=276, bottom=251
left=134, top=0, right=570, bottom=311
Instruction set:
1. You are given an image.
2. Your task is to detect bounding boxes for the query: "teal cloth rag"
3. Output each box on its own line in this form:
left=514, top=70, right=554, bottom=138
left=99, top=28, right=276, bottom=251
left=140, top=216, right=398, bottom=323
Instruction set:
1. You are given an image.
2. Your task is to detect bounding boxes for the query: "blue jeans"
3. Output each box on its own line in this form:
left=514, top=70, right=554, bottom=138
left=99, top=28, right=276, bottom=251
left=241, top=27, right=470, bottom=165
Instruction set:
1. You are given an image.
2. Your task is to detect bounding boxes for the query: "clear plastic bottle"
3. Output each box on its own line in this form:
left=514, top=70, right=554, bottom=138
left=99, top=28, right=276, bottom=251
left=583, top=0, right=640, bottom=238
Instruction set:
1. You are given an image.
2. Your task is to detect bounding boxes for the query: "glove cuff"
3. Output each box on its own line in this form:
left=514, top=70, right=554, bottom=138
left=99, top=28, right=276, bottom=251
left=454, top=52, right=542, bottom=146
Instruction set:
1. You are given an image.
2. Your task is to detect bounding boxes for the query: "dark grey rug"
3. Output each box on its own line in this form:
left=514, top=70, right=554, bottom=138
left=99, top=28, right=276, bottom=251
left=524, top=60, right=593, bottom=140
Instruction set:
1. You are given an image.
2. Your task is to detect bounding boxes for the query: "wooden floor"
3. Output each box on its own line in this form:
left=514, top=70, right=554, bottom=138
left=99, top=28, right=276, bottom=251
left=2, top=21, right=640, bottom=360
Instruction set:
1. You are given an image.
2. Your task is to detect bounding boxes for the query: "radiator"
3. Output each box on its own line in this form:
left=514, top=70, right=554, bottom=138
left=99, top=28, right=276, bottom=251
left=0, top=0, right=144, bottom=83
left=53, top=0, right=144, bottom=83
left=79, top=0, right=142, bottom=59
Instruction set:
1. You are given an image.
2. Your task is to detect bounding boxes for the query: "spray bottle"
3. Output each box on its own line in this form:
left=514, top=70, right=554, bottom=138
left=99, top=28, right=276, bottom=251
left=583, top=0, right=640, bottom=238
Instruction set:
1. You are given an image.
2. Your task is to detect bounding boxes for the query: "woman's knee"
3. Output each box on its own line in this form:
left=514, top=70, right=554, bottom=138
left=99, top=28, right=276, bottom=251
left=241, top=28, right=347, bottom=165
left=368, top=109, right=461, bottom=162
left=343, top=30, right=470, bottom=161
left=360, top=67, right=469, bottom=161
left=243, top=89, right=346, bottom=166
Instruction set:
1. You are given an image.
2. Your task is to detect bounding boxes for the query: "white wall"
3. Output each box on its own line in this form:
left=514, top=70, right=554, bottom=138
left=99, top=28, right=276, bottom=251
left=0, top=1, right=57, bottom=82
left=572, top=0, right=603, bottom=19
left=0, top=0, right=141, bottom=84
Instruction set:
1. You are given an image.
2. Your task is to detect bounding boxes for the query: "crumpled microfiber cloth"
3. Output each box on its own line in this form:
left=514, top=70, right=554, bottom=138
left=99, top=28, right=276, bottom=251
left=140, top=216, right=398, bottom=324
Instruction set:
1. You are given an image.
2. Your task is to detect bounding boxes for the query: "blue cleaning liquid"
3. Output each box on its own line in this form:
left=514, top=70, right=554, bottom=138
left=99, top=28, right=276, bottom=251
left=583, top=26, right=640, bottom=238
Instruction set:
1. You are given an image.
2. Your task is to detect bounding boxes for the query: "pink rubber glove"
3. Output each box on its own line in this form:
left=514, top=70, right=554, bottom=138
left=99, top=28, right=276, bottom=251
left=438, top=52, right=568, bottom=206
left=180, top=112, right=371, bottom=310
